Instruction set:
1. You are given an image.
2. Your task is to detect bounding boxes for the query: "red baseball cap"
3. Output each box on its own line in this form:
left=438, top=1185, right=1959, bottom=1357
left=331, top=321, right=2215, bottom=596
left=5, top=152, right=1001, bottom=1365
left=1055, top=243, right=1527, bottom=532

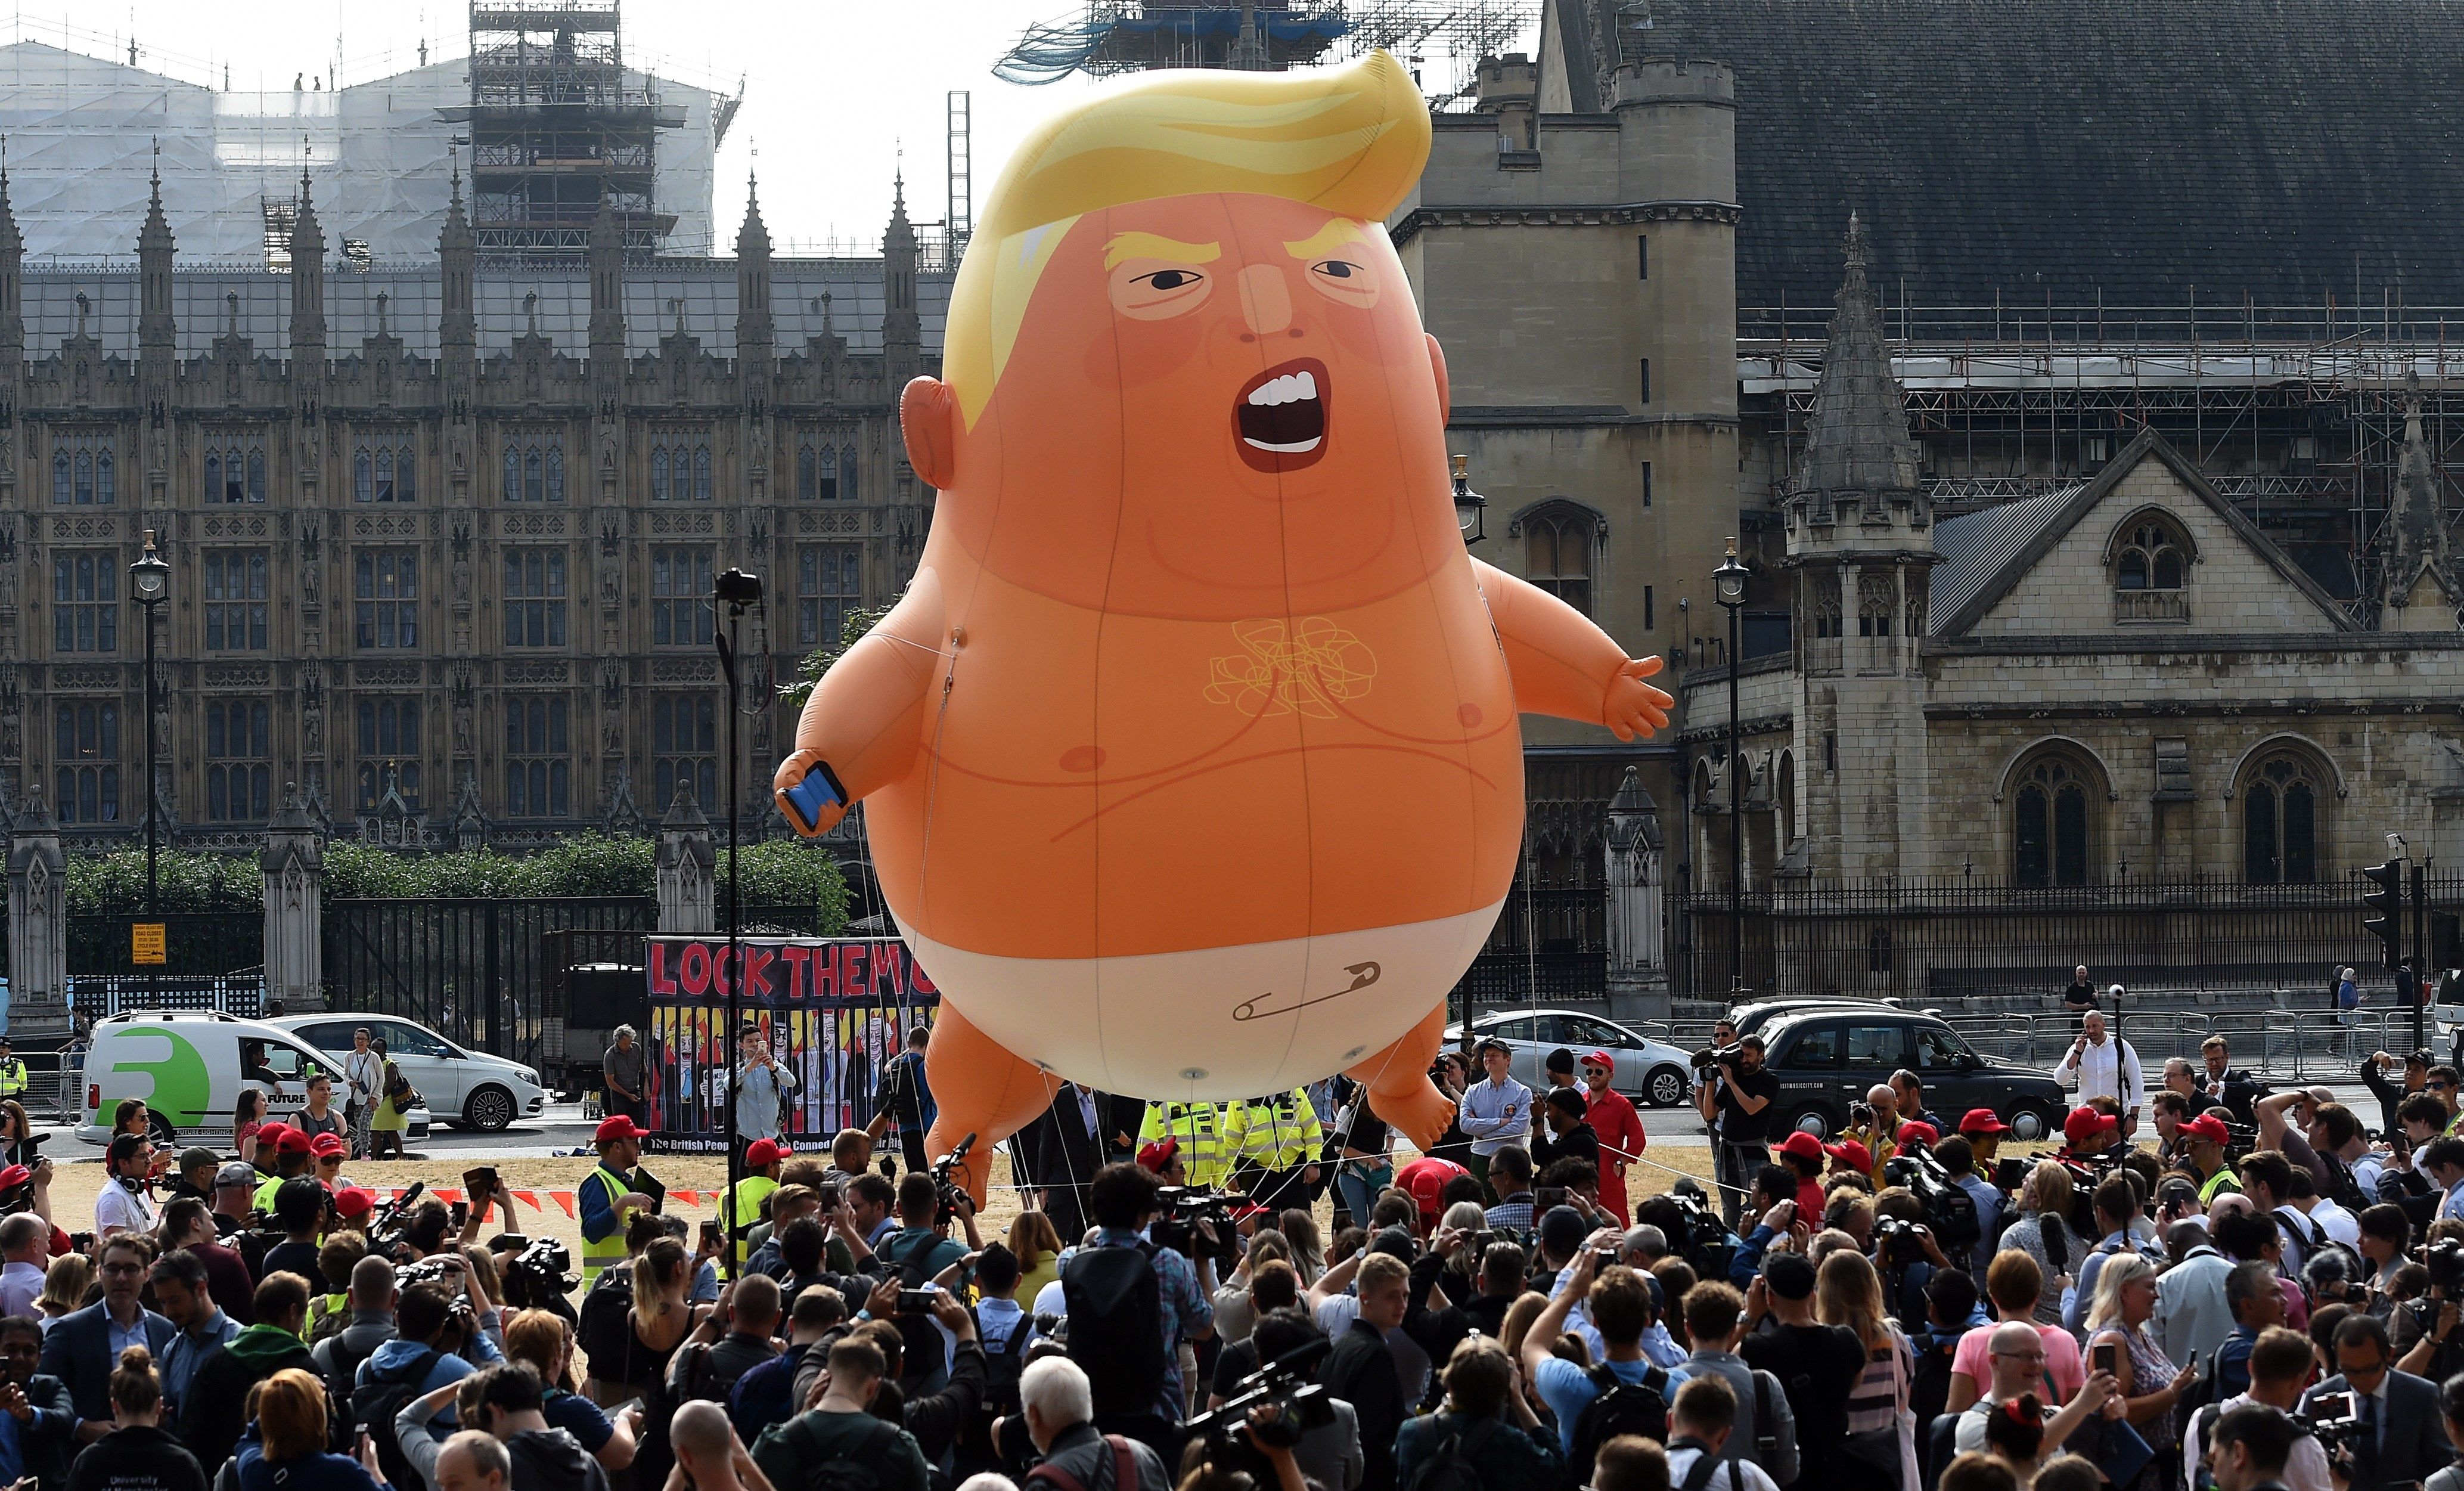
left=1777, top=1131, right=1825, bottom=1163
left=1581, top=1050, right=1617, bottom=1074
left=1136, top=1138, right=1180, bottom=1173
left=2063, top=1105, right=2119, bottom=1145
left=275, top=1126, right=314, bottom=1155
left=1824, top=1139, right=1873, bottom=1173
left=309, top=1133, right=347, bottom=1159
left=1957, top=1108, right=2012, bottom=1137
left=1228, top=1202, right=1274, bottom=1224
left=254, top=1123, right=290, bottom=1152
left=594, top=1115, right=646, bottom=1145
left=0, top=1165, right=31, bottom=1192
left=1398, top=1155, right=1470, bottom=1217
left=333, top=1188, right=376, bottom=1219
left=1896, top=1121, right=1940, bottom=1149
left=2180, top=1112, right=2232, bottom=1145
left=745, top=1138, right=789, bottom=1167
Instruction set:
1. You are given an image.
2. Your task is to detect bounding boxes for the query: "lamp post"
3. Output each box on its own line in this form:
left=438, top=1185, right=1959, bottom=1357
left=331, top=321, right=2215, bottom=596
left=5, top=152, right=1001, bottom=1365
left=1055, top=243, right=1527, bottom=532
left=130, top=532, right=168, bottom=1001
left=1712, top=537, right=1750, bottom=996
left=1451, top=454, right=1487, bottom=547
left=711, top=566, right=763, bottom=1281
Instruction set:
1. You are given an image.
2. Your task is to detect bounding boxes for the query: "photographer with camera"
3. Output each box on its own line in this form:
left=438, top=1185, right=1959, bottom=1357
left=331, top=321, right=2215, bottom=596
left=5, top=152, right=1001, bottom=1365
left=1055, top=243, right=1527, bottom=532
left=1521, top=1243, right=1679, bottom=1475
left=2185, top=1327, right=2328, bottom=1491
left=2302, top=1313, right=2451, bottom=1491
left=1697, top=1036, right=1779, bottom=1230
left=749, top=1335, right=932, bottom=1491
left=1394, top=1334, right=1560, bottom=1491
left=1050, top=1160, right=1215, bottom=1435
left=1012, top=1356, right=1171, bottom=1491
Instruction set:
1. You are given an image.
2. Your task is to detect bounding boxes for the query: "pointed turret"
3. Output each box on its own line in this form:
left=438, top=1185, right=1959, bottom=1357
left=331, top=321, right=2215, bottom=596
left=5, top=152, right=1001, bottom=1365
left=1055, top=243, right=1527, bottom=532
left=882, top=171, right=921, bottom=380
left=2381, top=377, right=2457, bottom=621
left=288, top=168, right=326, bottom=350
left=735, top=170, right=774, bottom=356
left=587, top=191, right=624, bottom=355
left=439, top=157, right=475, bottom=357
left=1798, top=214, right=1920, bottom=502
left=0, top=146, right=26, bottom=360
left=137, top=144, right=175, bottom=352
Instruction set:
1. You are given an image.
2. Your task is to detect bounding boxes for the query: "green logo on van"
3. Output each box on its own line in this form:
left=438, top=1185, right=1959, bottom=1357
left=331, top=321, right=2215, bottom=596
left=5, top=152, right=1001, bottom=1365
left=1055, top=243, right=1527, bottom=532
left=104, top=1027, right=212, bottom=1127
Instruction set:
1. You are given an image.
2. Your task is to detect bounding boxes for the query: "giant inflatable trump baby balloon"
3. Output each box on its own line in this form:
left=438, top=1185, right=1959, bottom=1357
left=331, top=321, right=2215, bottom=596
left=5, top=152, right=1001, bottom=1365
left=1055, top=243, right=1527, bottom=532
left=775, top=51, right=1672, bottom=1198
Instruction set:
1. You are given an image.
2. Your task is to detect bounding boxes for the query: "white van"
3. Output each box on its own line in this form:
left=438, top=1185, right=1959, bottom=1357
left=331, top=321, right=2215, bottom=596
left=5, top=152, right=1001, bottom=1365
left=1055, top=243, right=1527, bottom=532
left=76, top=1010, right=430, bottom=1147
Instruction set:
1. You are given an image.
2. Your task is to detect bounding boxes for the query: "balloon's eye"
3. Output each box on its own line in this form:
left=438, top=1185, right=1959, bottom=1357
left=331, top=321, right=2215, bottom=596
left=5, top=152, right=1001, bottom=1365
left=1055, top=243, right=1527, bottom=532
left=1112, top=262, right=1214, bottom=320
left=1314, top=261, right=1358, bottom=280
left=1304, top=258, right=1379, bottom=307
left=1140, top=269, right=1200, bottom=291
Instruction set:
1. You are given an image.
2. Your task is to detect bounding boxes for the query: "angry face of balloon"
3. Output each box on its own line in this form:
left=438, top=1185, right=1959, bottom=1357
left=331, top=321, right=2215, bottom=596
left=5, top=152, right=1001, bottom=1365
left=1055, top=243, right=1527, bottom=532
left=936, top=193, right=1456, bottom=622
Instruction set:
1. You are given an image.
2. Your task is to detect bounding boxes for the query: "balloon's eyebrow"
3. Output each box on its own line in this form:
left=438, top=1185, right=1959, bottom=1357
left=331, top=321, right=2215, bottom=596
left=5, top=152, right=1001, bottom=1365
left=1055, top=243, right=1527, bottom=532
left=1103, top=233, right=1222, bottom=271
left=1283, top=219, right=1368, bottom=259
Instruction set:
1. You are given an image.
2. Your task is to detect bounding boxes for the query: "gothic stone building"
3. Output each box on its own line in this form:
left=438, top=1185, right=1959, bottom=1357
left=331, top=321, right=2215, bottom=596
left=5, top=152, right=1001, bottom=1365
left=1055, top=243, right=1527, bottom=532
left=0, top=166, right=945, bottom=854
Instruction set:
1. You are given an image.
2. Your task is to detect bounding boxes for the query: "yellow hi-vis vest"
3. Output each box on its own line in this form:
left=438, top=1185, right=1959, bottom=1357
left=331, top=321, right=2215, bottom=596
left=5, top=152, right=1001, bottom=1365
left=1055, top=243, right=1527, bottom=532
left=0, top=1059, right=29, bottom=1099
left=721, top=1174, right=779, bottom=1266
left=579, top=1164, right=637, bottom=1287
left=1230, top=1088, right=1324, bottom=1171
left=1138, top=1101, right=1234, bottom=1189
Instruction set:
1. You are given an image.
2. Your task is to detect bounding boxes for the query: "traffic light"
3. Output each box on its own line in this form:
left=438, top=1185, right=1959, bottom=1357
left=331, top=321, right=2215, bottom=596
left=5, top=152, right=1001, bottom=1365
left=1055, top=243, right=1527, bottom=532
left=2364, top=857, right=2407, bottom=972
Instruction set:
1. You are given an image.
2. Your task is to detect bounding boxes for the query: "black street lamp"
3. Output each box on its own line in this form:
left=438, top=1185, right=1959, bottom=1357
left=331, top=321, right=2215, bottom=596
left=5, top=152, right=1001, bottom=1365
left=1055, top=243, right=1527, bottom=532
left=1450, top=454, right=1487, bottom=547
left=130, top=531, right=168, bottom=999
left=1712, top=537, right=1750, bottom=996
left=711, top=565, right=763, bottom=1281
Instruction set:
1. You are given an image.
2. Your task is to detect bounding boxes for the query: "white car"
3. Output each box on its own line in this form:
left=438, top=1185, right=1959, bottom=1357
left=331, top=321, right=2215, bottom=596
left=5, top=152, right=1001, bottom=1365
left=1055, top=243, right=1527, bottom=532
left=270, top=1014, right=547, bottom=1132
left=1442, top=1008, right=1696, bottom=1108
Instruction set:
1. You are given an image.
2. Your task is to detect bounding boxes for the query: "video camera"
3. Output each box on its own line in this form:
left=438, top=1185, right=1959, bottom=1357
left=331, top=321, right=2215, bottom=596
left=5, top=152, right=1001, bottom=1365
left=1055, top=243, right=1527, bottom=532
left=1151, top=1186, right=1240, bottom=1270
left=929, top=1133, right=977, bottom=1227
left=1187, top=1335, right=1336, bottom=1483
left=2289, top=1390, right=2366, bottom=1459
left=2426, top=1237, right=2464, bottom=1295
left=395, top=1255, right=459, bottom=1289
left=1883, top=1150, right=1981, bottom=1248
left=504, top=1238, right=578, bottom=1303
left=1690, top=1043, right=1747, bottom=1072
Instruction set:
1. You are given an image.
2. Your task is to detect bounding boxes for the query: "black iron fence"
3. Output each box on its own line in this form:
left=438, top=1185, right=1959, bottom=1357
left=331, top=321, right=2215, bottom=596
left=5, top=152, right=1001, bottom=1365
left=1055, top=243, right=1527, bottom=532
left=321, top=897, right=656, bottom=1068
left=1678, top=872, right=2460, bottom=1000
left=67, top=911, right=262, bottom=978
left=1450, top=885, right=1609, bottom=1017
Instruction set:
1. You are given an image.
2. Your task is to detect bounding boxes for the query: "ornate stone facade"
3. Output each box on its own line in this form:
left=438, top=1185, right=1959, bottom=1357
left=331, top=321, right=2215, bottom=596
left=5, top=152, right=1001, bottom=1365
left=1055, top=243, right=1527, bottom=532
left=0, top=163, right=943, bottom=853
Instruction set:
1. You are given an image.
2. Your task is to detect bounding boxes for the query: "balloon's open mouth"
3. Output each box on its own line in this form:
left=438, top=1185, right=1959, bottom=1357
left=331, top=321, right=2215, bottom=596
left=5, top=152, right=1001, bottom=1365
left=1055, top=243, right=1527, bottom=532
left=1234, top=358, right=1330, bottom=473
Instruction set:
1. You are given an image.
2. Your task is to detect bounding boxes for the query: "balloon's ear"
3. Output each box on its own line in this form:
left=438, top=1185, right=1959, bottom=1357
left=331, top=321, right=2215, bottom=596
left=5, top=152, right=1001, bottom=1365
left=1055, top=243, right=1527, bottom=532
left=1425, top=334, right=1450, bottom=424
left=901, top=377, right=959, bottom=492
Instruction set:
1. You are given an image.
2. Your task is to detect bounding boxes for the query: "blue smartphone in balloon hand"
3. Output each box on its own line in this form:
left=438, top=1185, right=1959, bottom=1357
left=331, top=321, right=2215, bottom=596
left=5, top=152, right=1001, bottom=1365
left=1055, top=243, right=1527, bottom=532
left=783, top=761, right=848, bottom=833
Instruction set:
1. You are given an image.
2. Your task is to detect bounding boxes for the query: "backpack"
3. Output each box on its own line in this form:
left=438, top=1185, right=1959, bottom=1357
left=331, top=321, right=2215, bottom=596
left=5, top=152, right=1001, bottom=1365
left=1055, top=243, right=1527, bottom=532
left=2320, top=1152, right=2373, bottom=1213
left=1398, top=1413, right=1498, bottom=1491
left=575, top=1270, right=635, bottom=1374
left=979, top=1307, right=1036, bottom=1416
left=766, top=1412, right=904, bottom=1491
left=1567, top=1362, right=1672, bottom=1483
left=1671, top=1440, right=1727, bottom=1491
left=350, top=1347, right=445, bottom=1491
left=2273, top=1205, right=2369, bottom=1289
left=1026, top=1434, right=1144, bottom=1491
left=1062, top=1241, right=1168, bottom=1419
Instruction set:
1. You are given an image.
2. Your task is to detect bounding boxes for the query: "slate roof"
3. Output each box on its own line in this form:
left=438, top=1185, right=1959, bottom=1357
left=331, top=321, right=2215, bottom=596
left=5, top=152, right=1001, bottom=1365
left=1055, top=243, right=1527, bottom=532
left=1618, top=0, right=2464, bottom=312
left=1927, top=485, right=2084, bottom=631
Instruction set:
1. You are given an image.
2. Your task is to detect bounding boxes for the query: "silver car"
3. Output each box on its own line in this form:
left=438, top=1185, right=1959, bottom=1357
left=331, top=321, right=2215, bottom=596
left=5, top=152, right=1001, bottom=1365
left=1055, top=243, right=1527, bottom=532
left=1442, top=1009, right=1695, bottom=1108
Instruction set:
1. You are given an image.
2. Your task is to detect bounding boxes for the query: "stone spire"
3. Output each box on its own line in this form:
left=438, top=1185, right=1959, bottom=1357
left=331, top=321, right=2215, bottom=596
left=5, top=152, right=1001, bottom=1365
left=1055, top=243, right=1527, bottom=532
left=736, top=169, right=774, bottom=356
left=1798, top=213, right=1920, bottom=500
left=883, top=170, right=921, bottom=379
left=288, top=168, right=326, bottom=349
left=0, top=141, right=27, bottom=359
left=439, top=156, right=474, bottom=354
left=137, top=141, right=175, bottom=352
left=2382, top=377, right=2454, bottom=610
left=587, top=192, right=624, bottom=351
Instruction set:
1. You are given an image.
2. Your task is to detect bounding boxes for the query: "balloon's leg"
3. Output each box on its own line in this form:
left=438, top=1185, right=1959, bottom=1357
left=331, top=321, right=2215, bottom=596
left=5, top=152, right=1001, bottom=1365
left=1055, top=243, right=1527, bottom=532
left=921, top=1002, right=1063, bottom=1206
left=1346, top=1002, right=1456, bottom=1152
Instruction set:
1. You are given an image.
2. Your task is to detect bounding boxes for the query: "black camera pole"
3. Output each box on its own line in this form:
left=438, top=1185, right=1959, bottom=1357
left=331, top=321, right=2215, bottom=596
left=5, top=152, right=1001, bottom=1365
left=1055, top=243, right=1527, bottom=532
left=715, top=568, right=763, bottom=1284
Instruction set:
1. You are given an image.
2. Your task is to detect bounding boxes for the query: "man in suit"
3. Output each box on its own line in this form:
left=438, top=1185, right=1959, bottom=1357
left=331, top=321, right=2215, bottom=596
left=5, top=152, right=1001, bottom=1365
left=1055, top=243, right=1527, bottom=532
left=2301, top=1312, right=2450, bottom=1491
left=39, top=1233, right=172, bottom=1442
left=1017, top=1082, right=1123, bottom=1246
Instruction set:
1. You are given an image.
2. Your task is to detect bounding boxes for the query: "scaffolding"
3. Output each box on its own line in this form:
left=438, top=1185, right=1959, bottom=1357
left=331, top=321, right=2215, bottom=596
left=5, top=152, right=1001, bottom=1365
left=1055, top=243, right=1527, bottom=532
left=445, top=1, right=684, bottom=258
left=994, top=1, right=1536, bottom=104
left=1740, top=296, right=2464, bottom=616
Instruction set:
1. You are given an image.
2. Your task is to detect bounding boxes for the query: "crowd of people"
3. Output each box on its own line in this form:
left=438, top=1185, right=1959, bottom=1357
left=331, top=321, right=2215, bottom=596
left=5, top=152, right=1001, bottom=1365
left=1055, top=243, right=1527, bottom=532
left=26, top=1009, right=2464, bottom=1491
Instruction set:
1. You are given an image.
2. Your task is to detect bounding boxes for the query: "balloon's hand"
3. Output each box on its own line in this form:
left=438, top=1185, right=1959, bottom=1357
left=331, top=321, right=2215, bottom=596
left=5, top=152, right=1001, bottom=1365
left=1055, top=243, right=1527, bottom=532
left=772, top=749, right=849, bottom=838
left=1604, top=658, right=1674, bottom=742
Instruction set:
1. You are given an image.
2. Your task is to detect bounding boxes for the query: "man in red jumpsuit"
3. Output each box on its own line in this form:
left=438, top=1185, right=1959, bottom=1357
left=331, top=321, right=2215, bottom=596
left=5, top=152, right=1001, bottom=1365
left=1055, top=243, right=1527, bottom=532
left=1579, top=1050, right=1648, bottom=1225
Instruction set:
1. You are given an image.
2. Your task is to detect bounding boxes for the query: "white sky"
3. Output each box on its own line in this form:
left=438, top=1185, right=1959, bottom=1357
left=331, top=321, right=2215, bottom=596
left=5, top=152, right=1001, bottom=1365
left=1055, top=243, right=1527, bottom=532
left=10, top=1, right=1537, bottom=258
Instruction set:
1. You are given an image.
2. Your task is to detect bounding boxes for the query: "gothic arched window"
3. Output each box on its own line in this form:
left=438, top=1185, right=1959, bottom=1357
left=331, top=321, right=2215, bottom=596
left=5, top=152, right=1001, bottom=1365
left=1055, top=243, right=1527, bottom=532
left=2013, top=755, right=2092, bottom=887
left=1522, top=504, right=1597, bottom=615
left=2243, top=751, right=2322, bottom=885
left=2114, top=519, right=2188, bottom=591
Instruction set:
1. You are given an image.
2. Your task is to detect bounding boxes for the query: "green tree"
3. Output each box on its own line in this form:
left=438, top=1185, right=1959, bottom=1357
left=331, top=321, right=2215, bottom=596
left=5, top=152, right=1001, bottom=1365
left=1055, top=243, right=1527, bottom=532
left=65, top=850, right=260, bottom=916
left=717, top=839, right=852, bottom=935
left=778, top=603, right=892, bottom=710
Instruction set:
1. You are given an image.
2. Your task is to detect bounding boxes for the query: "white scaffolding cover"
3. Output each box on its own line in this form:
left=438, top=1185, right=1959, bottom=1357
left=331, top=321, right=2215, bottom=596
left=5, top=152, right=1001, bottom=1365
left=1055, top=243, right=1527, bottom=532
left=0, top=41, right=718, bottom=265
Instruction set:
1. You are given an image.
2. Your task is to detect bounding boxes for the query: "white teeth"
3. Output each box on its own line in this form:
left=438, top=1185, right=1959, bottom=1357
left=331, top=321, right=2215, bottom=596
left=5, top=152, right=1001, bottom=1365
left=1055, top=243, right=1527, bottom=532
left=1243, top=436, right=1323, bottom=454
left=1245, top=371, right=1321, bottom=408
